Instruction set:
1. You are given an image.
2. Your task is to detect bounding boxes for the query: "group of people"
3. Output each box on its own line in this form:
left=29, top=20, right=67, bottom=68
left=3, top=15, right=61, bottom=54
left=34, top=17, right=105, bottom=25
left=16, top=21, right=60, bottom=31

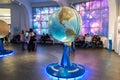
left=39, top=33, right=53, bottom=44
left=0, top=28, right=36, bottom=52
left=20, top=28, right=36, bottom=51
left=75, top=34, right=103, bottom=48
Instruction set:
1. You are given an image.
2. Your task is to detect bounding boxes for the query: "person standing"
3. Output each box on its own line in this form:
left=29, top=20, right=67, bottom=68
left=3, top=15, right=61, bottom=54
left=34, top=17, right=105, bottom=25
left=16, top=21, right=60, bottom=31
left=28, top=28, right=36, bottom=51
left=20, top=30, right=25, bottom=50
left=8, top=32, right=12, bottom=43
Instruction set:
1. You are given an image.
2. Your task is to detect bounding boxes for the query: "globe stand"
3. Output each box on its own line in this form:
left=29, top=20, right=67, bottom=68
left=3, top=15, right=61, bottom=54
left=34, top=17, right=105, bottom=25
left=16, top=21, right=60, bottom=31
left=46, top=44, right=85, bottom=79
left=0, top=39, right=15, bottom=57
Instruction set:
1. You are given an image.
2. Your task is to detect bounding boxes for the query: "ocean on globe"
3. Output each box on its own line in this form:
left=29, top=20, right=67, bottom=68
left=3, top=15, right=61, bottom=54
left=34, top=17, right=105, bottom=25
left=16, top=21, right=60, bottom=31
left=48, top=7, right=82, bottom=43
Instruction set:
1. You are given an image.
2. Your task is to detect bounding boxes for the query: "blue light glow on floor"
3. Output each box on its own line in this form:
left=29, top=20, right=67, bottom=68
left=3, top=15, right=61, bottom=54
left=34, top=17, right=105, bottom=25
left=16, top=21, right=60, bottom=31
left=0, top=50, right=16, bottom=58
left=41, top=64, right=92, bottom=80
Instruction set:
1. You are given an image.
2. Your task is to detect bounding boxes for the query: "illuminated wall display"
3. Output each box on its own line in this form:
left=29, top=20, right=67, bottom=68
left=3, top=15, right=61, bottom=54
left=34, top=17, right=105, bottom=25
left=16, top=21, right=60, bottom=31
left=32, top=7, right=59, bottom=35
left=32, top=0, right=109, bottom=36
left=74, top=0, right=109, bottom=36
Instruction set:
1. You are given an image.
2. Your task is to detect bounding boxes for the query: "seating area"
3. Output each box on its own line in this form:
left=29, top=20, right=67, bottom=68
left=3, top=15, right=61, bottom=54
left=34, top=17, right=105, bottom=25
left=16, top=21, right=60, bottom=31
left=75, top=34, right=104, bottom=48
left=38, top=34, right=54, bottom=44
left=11, top=34, right=20, bottom=44
left=5, top=32, right=106, bottom=49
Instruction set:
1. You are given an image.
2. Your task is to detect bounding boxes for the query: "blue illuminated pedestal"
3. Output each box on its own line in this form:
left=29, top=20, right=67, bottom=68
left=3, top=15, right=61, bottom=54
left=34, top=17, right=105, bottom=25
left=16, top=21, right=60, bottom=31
left=46, top=44, right=85, bottom=79
left=0, top=39, right=15, bottom=57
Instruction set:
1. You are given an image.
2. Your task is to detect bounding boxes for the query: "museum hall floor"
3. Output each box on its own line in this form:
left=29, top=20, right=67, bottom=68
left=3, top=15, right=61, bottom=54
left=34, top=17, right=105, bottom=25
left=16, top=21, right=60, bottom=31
left=0, top=44, right=120, bottom=80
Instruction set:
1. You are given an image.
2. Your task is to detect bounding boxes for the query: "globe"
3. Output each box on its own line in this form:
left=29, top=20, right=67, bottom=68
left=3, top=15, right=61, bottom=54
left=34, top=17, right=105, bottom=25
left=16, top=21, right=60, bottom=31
left=0, top=20, right=9, bottom=38
left=47, top=7, right=85, bottom=79
left=48, top=7, right=82, bottom=43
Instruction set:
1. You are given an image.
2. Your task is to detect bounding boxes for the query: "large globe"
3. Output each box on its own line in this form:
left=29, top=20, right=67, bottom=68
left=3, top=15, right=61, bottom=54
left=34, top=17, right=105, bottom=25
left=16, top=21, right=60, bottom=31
left=48, top=7, right=82, bottom=43
left=0, top=20, right=9, bottom=38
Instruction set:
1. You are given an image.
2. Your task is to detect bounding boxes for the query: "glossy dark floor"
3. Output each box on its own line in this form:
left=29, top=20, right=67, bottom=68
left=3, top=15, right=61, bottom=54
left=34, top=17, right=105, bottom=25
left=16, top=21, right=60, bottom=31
left=0, top=44, right=120, bottom=80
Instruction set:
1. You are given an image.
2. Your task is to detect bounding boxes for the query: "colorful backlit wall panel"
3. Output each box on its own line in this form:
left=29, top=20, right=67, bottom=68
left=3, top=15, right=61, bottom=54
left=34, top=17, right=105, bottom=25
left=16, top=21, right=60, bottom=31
left=32, top=7, right=59, bottom=35
left=75, top=0, right=109, bottom=36
left=32, top=0, right=109, bottom=36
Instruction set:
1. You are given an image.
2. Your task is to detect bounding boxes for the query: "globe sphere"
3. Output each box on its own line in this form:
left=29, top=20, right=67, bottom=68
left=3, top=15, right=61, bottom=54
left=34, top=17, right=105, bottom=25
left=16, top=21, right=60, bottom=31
left=48, top=7, right=82, bottom=43
left=0, top=20, right=9, bottom=38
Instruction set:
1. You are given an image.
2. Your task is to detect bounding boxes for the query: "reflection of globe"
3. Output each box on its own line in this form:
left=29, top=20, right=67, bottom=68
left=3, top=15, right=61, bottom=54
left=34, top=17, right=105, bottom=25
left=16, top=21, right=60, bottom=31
left=0, top=20, right=9, bottom=38
left=48, top=7, right=82, bottom=43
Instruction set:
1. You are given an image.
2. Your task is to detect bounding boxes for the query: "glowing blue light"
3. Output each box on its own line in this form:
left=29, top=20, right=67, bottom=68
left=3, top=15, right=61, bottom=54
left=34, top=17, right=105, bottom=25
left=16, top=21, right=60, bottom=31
left=78, top=65, right=92, bottom=80
left=47, top=72, right=85, bottom=80
left=0, top=50, right=16, bottom=58
left=41, top=64, right=92, bottom=80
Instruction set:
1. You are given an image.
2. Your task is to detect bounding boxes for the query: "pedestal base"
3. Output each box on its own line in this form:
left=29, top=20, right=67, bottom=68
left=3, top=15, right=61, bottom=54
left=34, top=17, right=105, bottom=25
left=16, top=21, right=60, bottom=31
left=0, top=50, right=15, bottom=57
left=46, top=63, right=85, bottom=79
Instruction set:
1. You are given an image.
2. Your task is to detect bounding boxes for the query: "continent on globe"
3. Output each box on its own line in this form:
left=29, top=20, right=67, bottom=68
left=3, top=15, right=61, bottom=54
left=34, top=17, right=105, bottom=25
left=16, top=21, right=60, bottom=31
left=66, top=28, right=76, bottom=41
left=49, top=7, right=82, bottom=43
left=59, top=7, right=74, bottom=24
left=59, top=7, right=77, bottom=42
